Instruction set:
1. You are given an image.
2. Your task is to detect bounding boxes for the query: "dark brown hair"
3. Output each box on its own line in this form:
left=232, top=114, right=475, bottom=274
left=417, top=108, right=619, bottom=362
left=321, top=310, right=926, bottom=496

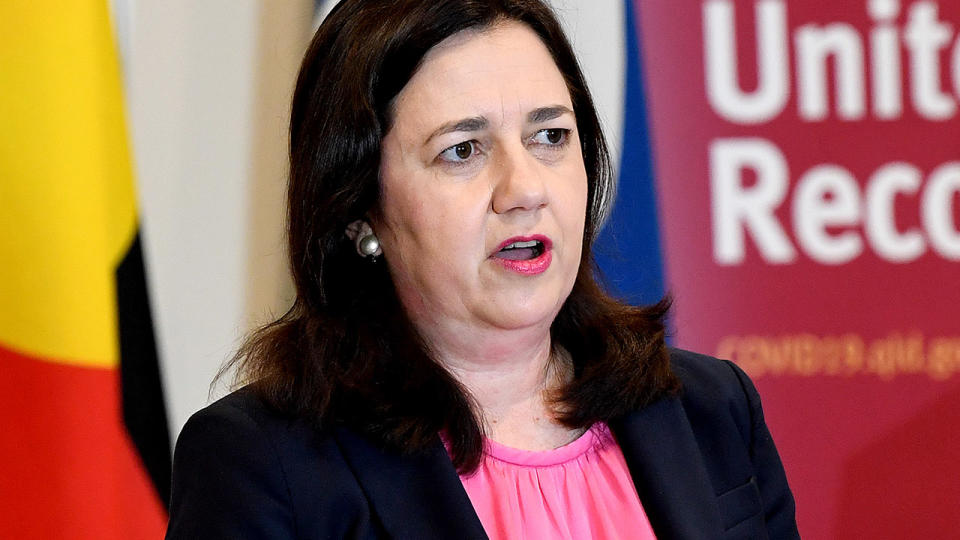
left=227, top=0, right=678, bottom=473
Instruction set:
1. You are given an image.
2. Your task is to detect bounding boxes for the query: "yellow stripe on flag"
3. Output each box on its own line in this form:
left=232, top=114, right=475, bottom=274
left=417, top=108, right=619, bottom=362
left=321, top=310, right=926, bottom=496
left=0, top=1, right=137, bottom=367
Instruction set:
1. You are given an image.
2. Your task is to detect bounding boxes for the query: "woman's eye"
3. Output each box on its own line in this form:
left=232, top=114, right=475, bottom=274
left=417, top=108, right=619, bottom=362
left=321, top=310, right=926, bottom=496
left=439, top=141, right=477, bottom=163
left=531, top=128, right=569, bottom=146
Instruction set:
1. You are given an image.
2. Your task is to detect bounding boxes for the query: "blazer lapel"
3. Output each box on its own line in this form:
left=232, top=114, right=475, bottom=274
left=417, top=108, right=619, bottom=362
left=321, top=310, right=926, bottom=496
left=610, top=395, right=725, bottom=540
left=333, top=428, right=487, bottom=539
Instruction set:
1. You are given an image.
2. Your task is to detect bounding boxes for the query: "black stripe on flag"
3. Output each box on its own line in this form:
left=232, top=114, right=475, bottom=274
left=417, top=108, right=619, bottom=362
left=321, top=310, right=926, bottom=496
left=116, top=231, right=172, bottom=507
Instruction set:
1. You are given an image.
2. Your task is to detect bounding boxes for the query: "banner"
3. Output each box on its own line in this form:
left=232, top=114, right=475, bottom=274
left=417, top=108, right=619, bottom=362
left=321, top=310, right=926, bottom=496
left=0, top=2, right=169, bottom=538
left=609, top=0, right=960, bottom=537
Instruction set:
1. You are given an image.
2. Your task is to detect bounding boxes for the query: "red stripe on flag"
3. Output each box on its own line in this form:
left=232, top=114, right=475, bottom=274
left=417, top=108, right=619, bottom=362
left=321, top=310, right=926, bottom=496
left=0, top=345, right=166, bottom=539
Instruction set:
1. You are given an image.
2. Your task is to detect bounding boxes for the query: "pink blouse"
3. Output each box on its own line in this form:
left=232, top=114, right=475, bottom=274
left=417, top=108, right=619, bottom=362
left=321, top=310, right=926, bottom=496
left=455, top=423, right=657, bottom=539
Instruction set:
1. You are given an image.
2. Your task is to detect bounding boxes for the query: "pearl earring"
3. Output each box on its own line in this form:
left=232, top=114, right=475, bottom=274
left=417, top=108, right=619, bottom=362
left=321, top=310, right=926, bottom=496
left=358, top=233, right=380, bottom=257
left=345, top=219, right=383, bottom=258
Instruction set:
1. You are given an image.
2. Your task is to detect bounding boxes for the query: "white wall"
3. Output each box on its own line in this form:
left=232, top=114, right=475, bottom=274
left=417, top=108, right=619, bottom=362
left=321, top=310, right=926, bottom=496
left=552, top=0, right=625, bottom=180
left=129, top=1, right=311, bottom=440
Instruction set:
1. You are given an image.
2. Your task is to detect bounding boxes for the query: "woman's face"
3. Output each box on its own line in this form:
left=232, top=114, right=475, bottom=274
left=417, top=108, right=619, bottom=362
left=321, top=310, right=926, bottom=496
left=374, top=21, right=588, bottom=339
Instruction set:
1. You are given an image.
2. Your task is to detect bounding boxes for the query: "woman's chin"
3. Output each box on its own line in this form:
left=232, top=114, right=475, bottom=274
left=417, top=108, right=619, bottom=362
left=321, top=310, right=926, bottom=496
left=479, top=298, right=566, bottom=333
left=481, top=278, right=576, bottom=331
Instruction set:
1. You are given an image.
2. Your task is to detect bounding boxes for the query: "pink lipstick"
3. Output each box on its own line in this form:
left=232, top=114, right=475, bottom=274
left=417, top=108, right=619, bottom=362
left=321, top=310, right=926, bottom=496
left=491, top=235, right=552, bottom=275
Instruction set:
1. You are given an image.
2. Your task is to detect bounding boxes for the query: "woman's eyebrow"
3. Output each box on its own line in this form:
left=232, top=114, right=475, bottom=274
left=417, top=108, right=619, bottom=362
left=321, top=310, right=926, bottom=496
left=423, top=106, right=572, bottom=145
left=528, top=105, right=573, bottom=123
left=426, top=117, right=487, bottom=144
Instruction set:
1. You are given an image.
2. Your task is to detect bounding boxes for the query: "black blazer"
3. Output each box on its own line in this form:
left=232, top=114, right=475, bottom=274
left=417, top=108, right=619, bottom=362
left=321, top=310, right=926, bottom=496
left=166, top=349, right=799, bottom=539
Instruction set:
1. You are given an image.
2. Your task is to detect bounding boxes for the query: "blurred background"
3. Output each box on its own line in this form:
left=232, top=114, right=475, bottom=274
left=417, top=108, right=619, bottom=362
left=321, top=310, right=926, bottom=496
left=3, top=0, right=959, bottom=538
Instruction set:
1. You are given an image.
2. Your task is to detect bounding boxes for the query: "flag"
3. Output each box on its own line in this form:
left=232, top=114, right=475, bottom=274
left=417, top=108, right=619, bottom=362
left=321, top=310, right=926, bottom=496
left=0, top=2, right=170, bottom=538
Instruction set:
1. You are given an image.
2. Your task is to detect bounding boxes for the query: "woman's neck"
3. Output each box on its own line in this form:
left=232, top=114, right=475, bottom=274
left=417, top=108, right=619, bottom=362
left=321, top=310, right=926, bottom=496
left=433, top=330, right=583, bottom=451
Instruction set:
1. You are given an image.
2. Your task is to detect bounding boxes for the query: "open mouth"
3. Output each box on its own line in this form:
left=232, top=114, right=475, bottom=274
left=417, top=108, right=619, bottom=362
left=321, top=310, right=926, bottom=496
left=494, top=239, right=546, bottom=261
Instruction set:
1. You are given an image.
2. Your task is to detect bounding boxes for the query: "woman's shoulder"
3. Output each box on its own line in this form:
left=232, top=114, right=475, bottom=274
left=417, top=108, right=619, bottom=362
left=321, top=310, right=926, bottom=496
left=173, top=386, right=355, bottom=481
left=665, top=347, right=764, bottom=445
left=176, top=387, right=318, bottom=454
left=183, top=386, right=295, bottom=433
left=667, top=347, right=756, bottom=398
left=167, top=387, right=373, bottom=538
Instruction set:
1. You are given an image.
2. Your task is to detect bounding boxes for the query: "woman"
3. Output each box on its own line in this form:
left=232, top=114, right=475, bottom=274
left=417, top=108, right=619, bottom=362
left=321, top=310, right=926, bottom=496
left=166, top=1, right=799, bottom=538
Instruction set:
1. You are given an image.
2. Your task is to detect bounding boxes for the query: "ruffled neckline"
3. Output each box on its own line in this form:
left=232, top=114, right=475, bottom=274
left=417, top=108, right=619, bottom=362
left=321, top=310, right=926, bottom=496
left=482, top=423, right=607, bottom=467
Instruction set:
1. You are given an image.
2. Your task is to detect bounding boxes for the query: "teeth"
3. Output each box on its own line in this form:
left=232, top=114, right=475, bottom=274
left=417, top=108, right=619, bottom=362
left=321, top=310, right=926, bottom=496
left=503, top=240, right=540, bottom=250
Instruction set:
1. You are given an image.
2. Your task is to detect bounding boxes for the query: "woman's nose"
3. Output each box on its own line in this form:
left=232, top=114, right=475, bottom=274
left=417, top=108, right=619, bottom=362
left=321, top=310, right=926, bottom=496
left=491, top=146, right=548, bottom=214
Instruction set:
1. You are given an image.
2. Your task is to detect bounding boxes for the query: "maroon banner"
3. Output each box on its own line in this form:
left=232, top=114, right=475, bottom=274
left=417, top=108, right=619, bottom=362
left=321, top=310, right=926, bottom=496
left=636, top=0, right=960, bottom=537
